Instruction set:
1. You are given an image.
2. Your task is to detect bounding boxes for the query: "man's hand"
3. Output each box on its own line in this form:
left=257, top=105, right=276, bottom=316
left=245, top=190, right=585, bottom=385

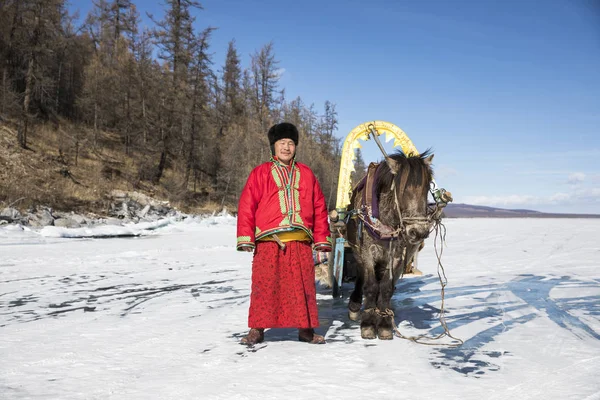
left=238, top=246, right=254, bottom=252
left=314, top=244, right=332, bottom=253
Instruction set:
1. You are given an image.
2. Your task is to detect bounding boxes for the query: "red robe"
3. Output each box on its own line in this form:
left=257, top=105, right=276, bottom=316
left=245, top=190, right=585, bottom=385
left=249, top=241, right=318, bottom=328
left=237, top=158, right=332, bottom=328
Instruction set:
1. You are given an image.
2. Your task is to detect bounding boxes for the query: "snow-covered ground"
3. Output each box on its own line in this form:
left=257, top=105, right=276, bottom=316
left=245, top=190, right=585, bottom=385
left=1, top=216, right=599, bottom=400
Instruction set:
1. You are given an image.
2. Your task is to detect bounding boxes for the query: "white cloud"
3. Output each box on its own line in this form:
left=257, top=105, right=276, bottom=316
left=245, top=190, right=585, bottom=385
left=465, top=195, right=539, bottom=207
left=514, top=169, right=573, bottom=176
left=549, top=192, right=570, bottom=203
left=274, top=68, right=286, bottom=79
left=464, top=187, right=600, bottom=209
left=435, top=166, right=457, bottom=180
left=573, top=187, right=600, bottom=203
left=567, top=172, right=585, bottom=184
left=525, top=149, right=600, bottom=159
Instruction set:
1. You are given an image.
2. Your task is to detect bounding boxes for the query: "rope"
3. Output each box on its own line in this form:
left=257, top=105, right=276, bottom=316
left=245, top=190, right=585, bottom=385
left=355, top=211, right=403, bottom=239
left=346, top=154, right=461, bottom=346
left=388, top=240, right=394, bottom=280
left=353, top=211, right=463, bottom=347
left=385, top=219, right=463, bottom=347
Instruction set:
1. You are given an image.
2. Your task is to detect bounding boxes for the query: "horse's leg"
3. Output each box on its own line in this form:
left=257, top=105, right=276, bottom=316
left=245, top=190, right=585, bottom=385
left=346, top=218, right=363, bottom=321
left=360, top=261, right=379, bottom=340
left=348, top=269, right=363, bottom=321
left=376, top=245, right=405, bottom=340
left=376, top=273, right=395, bottom=340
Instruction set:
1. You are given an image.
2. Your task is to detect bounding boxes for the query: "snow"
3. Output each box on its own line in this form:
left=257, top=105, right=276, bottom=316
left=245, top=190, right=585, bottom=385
left=1, top=217, right=599, bottom=399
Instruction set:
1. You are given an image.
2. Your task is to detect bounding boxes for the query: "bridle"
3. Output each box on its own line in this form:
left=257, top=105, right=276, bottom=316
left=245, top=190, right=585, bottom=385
left=354, top=164, right=442, bottom=242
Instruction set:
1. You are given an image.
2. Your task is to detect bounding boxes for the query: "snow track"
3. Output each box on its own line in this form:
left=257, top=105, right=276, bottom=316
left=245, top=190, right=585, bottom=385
left=1, top=218, right=599, bottom=399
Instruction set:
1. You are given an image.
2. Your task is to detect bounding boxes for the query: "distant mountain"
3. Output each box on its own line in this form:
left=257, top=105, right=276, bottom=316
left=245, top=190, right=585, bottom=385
left=442, top=203, right=600, bottom=218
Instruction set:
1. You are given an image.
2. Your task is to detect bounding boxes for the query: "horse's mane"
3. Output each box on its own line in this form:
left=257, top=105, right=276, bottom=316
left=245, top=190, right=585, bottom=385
left=376, top=149, right=434, bottom=193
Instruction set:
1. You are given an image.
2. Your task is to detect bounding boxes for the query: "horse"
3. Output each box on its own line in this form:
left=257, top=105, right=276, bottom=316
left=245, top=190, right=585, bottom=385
left=345, top=150, right=435, bottom=340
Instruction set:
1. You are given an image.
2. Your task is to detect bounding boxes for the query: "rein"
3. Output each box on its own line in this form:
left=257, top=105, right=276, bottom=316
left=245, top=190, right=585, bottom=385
left=354, top=169, right=444, bottom=241
left=354, top=125, right=461, bottom=347
left=388, top=178, right=462, bottom=346
left=360, top=221, right=463, bottom=347
left=386, top=220, right=463, bottom=347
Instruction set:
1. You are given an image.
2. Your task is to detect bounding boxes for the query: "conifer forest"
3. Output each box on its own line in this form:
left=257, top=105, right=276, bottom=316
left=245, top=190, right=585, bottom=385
left=0, top=0, right=356, bottom=212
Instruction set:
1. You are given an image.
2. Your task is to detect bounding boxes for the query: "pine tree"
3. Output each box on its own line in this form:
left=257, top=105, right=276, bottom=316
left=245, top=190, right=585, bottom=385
left=149, top=0, right=203, bottom=184
left=16, top=0, right=69, bottom=148
left=351, top=148, right=367, bottom=188
left=0, top=0, right=346, bottom=214
left=250, top=42, right=280, bottom=131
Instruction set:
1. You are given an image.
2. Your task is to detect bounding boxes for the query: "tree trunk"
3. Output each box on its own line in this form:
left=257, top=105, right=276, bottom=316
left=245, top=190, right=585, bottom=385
left=183, top=113, right=196, bottom=190
left=2, top=0, right=20, bottom=116
left=55, top=61, right=62, bottom=112
left=93, top=62, right=99, bottom=146
left=75, top=131, right=80, bottom=166
left=2, top=68, right=7, bottom=115
left=154, top=147, right=167, bottom=184
left=20, top=56, right=35, bottom=148
left=141, top=82, right=148, bottom=144
left=220, top=174, right=231, bottom=209
left=154, top=96, right=168, bottom=184
left=125, top=82, right=131, bottom=155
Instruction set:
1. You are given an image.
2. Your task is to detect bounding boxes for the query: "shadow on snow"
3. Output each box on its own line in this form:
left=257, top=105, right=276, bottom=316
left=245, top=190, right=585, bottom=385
left=316, top=273, right=600, bottom=378
left=2, top=269, right=598, bottom=377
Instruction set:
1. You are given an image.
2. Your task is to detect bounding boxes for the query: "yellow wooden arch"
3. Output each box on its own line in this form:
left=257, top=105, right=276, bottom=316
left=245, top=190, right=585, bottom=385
left=335, top=121, right=419, bottom=210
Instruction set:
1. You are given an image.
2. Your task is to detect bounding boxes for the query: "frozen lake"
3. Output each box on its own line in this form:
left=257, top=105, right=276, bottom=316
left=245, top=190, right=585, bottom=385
left=1, top=216, right=599, bottom=399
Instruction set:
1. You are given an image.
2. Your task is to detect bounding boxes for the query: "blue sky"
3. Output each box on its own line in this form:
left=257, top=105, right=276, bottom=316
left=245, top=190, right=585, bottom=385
left=70, top=0, right=600, bottom=214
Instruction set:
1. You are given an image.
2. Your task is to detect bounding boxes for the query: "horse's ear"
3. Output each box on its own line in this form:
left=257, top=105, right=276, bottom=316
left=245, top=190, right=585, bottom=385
left=385, top=157, right=399, bottom=175
left=424, top=154, right=434, bottom=166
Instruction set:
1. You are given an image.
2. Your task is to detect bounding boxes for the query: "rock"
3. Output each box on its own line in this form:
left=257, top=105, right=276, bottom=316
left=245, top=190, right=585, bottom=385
left=106, top=190, right=175, bottom=222
left=121, top=202, right=130, bottom=217
left=70, top=213, right=88, bottom=225
left=154, top=205, right=172, bottom=217
left=28, top=208, right=55, bottom=227
left=110, top=190, right=128, bottom=201
left=128, top=191, right=152, bottom=206
left=54, top=217, right=81, bottom=229
left=138, top=204, right=151, bottom=218
left=1, top=207, right=22, bottom=220
left=0, top=190, right=183, bottom=228
left=0, top=207, right=26, bottom=225
left=102, top=217, right=125, bottom=225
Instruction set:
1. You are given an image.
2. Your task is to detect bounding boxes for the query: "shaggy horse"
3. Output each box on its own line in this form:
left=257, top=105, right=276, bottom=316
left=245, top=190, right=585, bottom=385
left=346, top=150, right=434, bottom=340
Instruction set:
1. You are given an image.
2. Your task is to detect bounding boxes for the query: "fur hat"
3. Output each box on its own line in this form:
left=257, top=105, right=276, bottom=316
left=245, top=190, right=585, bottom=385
left=268, top=122, right=299, bottom=146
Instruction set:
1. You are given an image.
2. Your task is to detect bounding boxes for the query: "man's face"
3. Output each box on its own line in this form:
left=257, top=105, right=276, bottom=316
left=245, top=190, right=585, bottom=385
left=274, top=138, right=296, bottom=165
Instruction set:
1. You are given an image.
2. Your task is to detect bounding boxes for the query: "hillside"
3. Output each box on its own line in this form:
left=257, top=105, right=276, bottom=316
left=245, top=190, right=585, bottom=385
left=3, top=120, right=599, bottom=221
left=0, top=119, right=218, bottom=217
left=443, top=203, right=600, bottom=218
left=0, top=0, right=343, bottom=222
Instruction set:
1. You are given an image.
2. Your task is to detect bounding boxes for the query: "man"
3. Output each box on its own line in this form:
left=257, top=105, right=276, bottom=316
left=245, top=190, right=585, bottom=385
left=237, top=122, right=332, bottom=345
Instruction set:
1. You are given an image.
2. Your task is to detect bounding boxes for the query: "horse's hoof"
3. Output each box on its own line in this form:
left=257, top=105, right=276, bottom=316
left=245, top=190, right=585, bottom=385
left=377, top=328, right=394, bottom=340
left=361, top=326, right=377, bottom=339
left=348, top=301, right=362, bottom=321
left=348, top=309, right=361, bottom=321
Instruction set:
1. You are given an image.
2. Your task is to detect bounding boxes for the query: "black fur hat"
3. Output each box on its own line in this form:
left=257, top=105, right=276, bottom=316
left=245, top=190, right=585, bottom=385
left=268, top=122, right=299, bottom=146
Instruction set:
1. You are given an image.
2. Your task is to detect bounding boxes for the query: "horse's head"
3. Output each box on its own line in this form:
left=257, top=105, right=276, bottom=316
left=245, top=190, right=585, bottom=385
left=377, top=150, right=434, bottom=245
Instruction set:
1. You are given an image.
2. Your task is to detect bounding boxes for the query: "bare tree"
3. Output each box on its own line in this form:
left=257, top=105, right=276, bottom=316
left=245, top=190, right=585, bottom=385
left=0, top=0, right=345, bottom=213
left=149, top=0, right=202, bottom=184
left=250, top=42, right=280, bottom=131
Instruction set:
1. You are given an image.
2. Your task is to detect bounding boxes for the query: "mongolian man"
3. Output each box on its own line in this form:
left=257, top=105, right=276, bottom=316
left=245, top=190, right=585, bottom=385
left=237, top=122, right=332, bottom=345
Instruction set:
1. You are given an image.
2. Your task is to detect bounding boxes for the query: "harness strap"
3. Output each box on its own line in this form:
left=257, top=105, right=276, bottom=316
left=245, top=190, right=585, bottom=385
left=361, top=162, right=380, bottom=214
left=353, top=158, right=439, bottom=242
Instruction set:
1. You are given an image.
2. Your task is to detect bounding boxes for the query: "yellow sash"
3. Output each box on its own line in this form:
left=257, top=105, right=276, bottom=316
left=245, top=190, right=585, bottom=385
left=259, top=230, right=310, bottom=243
